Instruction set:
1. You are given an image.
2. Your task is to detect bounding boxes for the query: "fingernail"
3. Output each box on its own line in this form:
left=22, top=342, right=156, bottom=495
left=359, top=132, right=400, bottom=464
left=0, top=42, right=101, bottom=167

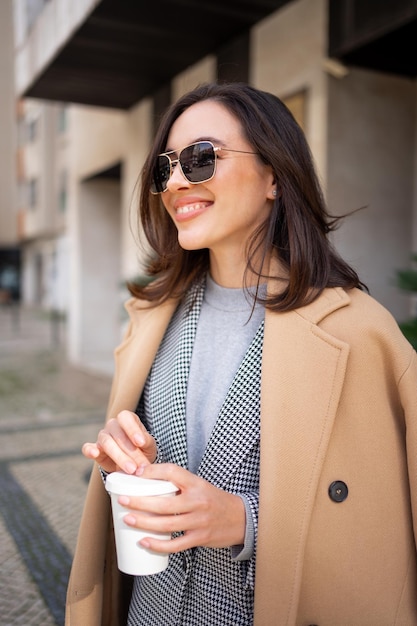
left=124, top=462, right=136, bottom=474
left=118, top=496, right=129, bottom=506
left=133, top=433, right=145, bottom=446
left=135, top=464, right=145, bottom=476
left=124, top=514, right=136, bottom=526
left=139, top=539, right=151, bottom=548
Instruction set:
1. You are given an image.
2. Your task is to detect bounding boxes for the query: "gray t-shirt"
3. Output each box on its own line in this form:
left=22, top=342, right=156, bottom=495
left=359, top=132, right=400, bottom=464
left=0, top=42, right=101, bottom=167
left=186, top=273, right=265, bottom=473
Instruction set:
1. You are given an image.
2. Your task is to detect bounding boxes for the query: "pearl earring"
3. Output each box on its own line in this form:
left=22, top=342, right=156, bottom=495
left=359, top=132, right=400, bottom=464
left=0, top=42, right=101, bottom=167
left=272, top=189, right=277, bottom=197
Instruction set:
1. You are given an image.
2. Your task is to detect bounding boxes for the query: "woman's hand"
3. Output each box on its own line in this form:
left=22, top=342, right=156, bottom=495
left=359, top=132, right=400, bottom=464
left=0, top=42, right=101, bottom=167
left=82, top=410, right=157, bottom=474
left=119, top=463, right=246, bottom=552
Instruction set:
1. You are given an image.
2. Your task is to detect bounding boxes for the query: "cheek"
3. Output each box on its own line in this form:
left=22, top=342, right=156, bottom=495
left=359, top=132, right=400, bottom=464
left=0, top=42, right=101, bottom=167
left=235, top=163, right=271, bottom=194
left=160, top=197, right=175, bottom=223
left=160, top=196, right=170, bottom=212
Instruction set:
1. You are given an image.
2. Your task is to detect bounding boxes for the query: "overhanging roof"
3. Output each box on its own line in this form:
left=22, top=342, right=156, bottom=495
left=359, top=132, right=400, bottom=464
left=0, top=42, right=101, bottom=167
left=329, top=0, right=417, bottom=78
left=22, top=0, right=417, bottom=110
left=22, top=0, right=289, bottom=110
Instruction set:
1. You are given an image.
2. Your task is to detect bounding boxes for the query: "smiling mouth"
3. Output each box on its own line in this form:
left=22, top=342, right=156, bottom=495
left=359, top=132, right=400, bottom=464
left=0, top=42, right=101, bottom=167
left=176, top=202, right=209, bottom=215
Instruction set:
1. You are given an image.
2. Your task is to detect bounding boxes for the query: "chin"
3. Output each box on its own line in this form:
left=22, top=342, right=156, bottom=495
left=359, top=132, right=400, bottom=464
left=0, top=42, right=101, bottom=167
left=177, top=235, right=208, bottom=251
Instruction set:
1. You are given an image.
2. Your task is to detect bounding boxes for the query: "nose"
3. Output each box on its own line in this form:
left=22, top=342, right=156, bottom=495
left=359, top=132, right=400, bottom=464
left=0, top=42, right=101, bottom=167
left=166, top=159, right=190, bottom=191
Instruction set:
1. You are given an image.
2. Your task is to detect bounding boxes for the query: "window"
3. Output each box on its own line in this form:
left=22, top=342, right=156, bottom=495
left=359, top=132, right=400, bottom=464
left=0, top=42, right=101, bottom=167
left=17, top=181, right=27, bottom=207
left=17, top=119, right=26, bottom=147
left=26, top=0, right=51, bottom=32
left=57, top=106, right=68, bottom=134
left=58, top=170, right=67, bottom=212
left=28, top=178, right=38, bottom=209
left=27, top=118, right=38, bottom=142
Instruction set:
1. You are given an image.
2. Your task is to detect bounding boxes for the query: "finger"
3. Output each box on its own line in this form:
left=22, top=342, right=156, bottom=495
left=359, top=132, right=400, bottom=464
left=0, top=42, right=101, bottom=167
left=97, top=430, right=147, bottom=474
left=100, top=416, right=156, bottom=465
left=139, top=531, right=198, bottom=554
left=111, top=412, right=157, bottom=464
left=123, top=510, right=187, bottom=534
left=138, top=462, right=193, bottom=489
left=81, top=442, right=118, bottom=471
left=117, top=410, right=149, bottom=448
left=120, top=493, right=183, bottom=516
left=82, top=442, right=101, bottom=460
left=104, top=417, right=142, bottom=456
left=81, top=441, right=120, bottom=474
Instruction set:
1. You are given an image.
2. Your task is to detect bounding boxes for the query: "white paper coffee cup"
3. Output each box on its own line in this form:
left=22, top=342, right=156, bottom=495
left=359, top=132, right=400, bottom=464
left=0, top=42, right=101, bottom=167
left=105, top=471, right=178, bottom=576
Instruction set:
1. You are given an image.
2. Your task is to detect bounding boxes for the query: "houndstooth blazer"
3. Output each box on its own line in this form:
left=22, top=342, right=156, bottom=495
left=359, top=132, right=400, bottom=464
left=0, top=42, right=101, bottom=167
left=128, top=279, right=263, bottom=625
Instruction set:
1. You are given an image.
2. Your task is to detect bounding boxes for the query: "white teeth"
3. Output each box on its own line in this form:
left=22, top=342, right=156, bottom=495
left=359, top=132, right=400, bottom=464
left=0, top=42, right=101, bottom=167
left=176, top=203, right=206, bottom=214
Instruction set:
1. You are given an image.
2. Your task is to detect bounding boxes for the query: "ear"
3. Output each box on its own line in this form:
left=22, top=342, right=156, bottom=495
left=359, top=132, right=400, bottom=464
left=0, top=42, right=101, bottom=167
left=266, top=181, right=279, bottom=200
left=266, top=171, right=278, bottom=201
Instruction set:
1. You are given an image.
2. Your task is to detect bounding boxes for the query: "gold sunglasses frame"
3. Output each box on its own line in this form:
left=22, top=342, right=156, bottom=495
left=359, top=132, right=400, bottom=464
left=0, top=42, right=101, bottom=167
left=150, top=140, right=258, bottom=194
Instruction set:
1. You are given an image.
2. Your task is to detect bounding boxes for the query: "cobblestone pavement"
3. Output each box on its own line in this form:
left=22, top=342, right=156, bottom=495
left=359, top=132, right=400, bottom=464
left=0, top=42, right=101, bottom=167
left=0, top=305, right=112, bottom=626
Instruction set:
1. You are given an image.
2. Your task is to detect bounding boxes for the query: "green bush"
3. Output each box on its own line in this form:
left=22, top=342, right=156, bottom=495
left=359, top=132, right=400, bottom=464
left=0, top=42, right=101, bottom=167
left=396, top=254, right=417, bottom=349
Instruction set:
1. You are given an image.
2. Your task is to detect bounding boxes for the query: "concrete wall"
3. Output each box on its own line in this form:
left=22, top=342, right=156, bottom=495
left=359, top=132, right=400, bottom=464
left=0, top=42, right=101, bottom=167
left=172, top=55, right=216, bottom=101
left=65, top=102, right=145, bottom=369
left=70, top=105, right=126, bottom=181
left=68, top=178, right=120, bottom=374
left=21, top=99, right=69, bottom=236
left=66, top=105, right=127, bottom=371
left=122, top=98, right=153, bottom=283
left=23, top=100, right=50, bottom=238
left=252, top=0, right=328, bottom=179
left=0, top=0, right=17, bottom=246
left=18, top=99, right=70, bottom=310
left=327, top=69, right=416, bottom=319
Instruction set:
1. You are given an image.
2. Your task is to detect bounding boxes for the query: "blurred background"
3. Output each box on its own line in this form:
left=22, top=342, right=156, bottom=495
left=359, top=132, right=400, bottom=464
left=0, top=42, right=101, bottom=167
left=0, top=0, right=416, bottom=624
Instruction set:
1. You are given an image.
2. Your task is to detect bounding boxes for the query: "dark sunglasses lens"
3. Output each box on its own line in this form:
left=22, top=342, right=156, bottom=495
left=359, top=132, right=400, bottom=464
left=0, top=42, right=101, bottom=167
left=181, top=142, right=216, bottom=183
left=151, top=155, right=171, bottom=193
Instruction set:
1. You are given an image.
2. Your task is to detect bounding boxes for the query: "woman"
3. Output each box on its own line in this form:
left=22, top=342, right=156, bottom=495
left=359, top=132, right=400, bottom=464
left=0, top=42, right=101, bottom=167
left=66, top=82, right=417, bottom=626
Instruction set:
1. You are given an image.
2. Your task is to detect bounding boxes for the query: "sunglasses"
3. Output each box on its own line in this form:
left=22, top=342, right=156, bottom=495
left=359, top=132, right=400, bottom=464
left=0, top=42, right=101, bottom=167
left=150, top=140, right=258, bottom=194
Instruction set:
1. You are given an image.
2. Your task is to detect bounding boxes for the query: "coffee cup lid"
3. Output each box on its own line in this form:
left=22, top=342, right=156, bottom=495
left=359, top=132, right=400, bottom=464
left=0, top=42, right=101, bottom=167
left=105, top=471, right=178, bottom=496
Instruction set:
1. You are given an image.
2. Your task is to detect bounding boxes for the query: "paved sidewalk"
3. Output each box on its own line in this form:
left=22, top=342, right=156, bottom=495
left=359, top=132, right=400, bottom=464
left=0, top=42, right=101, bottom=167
left=0, top=305, right=112, bottom=626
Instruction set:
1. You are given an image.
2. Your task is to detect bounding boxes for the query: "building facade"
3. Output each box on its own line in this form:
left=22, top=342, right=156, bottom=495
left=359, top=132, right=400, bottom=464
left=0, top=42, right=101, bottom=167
left=0, top=0, right=19, bottom=303
left=11, top=0, right=417, bottom=374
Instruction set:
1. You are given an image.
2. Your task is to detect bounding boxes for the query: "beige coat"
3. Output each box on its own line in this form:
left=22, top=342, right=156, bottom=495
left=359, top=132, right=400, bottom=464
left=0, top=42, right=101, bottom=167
left=66, top=286, right=417, bottom=626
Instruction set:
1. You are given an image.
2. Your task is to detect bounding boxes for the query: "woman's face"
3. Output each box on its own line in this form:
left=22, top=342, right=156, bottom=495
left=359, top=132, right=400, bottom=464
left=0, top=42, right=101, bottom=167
left=159, top=100, right=276, bottom=279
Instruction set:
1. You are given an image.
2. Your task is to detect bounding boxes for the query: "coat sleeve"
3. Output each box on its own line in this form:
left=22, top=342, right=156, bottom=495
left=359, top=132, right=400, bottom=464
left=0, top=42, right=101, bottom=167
left=402, top=350, right=417, bottom=546
left=66, top=298, right=177, bottom=626
left=65, top=466, right=125, bottom=626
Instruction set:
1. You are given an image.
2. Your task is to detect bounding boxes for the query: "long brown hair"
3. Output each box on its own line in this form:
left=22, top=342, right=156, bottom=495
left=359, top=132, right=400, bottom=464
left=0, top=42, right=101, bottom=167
left=128, top=82, right=366, bottom=310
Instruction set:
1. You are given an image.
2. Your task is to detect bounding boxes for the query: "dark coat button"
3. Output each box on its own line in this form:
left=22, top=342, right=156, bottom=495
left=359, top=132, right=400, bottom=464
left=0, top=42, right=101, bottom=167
left=328, top=480, right=348, bottom=502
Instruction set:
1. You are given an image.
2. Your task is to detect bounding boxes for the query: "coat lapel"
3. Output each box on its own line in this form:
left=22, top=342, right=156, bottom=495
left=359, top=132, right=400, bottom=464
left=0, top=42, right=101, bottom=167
left=106, top=297, right=178, bottom=421
left=255, top=288, right=351, bottom=625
